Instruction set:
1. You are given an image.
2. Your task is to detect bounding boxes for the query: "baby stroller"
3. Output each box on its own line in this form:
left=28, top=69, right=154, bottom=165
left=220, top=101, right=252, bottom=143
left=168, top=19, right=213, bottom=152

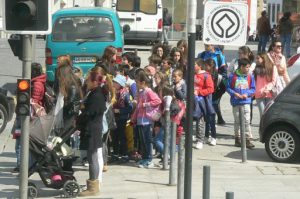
left=28, top=114, right=80, bottom=198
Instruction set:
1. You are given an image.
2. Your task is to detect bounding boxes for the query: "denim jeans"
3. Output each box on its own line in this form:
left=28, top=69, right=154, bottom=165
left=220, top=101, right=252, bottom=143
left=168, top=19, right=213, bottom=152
left=137, top=125, right=153, bottom=161
left=112, top=119, right=128, bottom=156
left=280, top=34, right=292, bottom=57
left=258, top=35, right=269, bottom=53
left=256, top=98, right=272, bottom=118
left=153, top=127, right=164, bottom=154
left=205, top=114, right=216, bottom=139
left=15, top=137, right=21, bottom=167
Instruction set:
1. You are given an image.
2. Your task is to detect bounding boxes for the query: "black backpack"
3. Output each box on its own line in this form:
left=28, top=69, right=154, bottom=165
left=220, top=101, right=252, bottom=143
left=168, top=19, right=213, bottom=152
left=43, top=83, right=56, bottom=114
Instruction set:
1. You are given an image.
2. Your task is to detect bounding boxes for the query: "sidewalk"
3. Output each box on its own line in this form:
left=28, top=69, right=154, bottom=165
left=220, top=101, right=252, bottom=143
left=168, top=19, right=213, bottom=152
left=1, top=94, right=300, bottom=199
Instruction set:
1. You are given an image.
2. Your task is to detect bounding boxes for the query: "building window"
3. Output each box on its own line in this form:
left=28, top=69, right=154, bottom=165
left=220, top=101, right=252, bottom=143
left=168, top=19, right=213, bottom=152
left=272, top=4, right=276, bottom=23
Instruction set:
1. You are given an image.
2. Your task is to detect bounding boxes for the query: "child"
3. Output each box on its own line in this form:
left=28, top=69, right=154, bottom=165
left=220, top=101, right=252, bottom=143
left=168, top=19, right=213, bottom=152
left=112, top=74, right=133, bottom=162
left=172, top=69, right=186, bottom=102
left=131, top=70, right=162, bottom=168
left=162, top=58, right=174, bottom=85
left=194, top=59, right=214, bottom=149
left=226, top=58, right=256, bottom=149
left=204, top=58, right=220, bottom=146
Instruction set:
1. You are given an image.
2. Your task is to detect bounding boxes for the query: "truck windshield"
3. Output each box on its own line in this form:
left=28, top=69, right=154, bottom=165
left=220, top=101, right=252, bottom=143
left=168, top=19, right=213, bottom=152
left=52, top=16, right=115, bottom=42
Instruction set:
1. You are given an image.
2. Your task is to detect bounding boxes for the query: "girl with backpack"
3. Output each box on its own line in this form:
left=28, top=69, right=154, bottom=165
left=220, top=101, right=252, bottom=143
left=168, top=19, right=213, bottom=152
left=194, top=59, right=214, bottom=149
left=131, top=70, right=162, bottom=168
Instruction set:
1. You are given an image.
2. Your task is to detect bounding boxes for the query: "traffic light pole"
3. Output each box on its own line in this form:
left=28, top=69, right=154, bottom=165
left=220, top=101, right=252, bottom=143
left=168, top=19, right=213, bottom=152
left=19, top=34, right=32, bottom=199
left=184, top=0, right=197, bottom=199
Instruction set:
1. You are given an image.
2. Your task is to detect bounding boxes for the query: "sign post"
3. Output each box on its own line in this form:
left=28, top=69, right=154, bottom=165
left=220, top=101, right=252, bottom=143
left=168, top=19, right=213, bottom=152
left=203, top=1, right=248, bottom=46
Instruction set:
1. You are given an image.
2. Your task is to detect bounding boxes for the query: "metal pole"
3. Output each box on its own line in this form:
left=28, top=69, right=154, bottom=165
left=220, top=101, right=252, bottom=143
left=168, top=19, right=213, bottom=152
left=184, top=0, right=197, bottom=198
left=169, top=121, right=177, bottom=186
left=19, top=34, right=32, bottom=199
left=239, top=106, right=247, bottom=163
left=177, top=135, right=185, bottom=199
left=163, top=110, right=171, bottom=170
left=171, top=0, right=175, bottom=40
left=202, top=166, right=210, bottom=199
left=226, top=192, right=234, bottom=199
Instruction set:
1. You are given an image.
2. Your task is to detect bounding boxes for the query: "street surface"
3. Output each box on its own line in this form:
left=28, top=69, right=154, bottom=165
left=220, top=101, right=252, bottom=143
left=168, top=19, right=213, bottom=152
left=0, top=39, right=299, bottom=198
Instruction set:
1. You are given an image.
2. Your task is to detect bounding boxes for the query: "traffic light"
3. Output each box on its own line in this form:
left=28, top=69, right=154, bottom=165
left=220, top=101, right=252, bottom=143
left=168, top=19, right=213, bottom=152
left=16, top=79, right=31, bottom=116
left=2, top=0, right=52, bottom=34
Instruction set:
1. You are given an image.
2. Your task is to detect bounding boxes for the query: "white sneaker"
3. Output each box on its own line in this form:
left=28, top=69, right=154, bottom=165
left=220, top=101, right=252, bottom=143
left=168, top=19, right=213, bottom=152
left=209, top=138, right=217, bottom=146
left=195, top=142, right=203, bottom=149
left=204, top=137, right=211, bottom=144
left=192, top=135, right=196, bottom=142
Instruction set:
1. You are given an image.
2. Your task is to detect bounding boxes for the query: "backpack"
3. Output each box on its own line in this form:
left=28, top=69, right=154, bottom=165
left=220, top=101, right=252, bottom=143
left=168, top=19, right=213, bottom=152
left=43, top=83, right=56, bottom=114
left=230, top=73, right=252, bottom=89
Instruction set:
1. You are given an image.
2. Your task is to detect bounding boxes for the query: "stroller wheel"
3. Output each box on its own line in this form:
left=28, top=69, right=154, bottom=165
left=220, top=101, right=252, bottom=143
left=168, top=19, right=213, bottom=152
left=28, top=182, right=38, bottom=198
left=63, top=180, right=80, bottom=198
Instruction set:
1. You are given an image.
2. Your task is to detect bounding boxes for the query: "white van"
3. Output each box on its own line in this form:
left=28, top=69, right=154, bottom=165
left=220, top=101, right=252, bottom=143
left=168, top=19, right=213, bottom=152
left=112, top=0, right=163, bottom=43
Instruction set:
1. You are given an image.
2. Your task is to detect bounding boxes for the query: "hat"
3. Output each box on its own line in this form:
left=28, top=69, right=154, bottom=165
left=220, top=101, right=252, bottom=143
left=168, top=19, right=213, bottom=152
left=113, top=74, right=126, bottom=87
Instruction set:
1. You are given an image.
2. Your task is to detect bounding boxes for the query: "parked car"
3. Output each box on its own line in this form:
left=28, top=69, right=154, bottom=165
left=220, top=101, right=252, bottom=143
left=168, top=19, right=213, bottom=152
left=46, top=7, right=125, bottom=82
left=0, top=87, right=15, bottom=134
left=259, top=73, right=300, bottom=163
left=112, top=0, right=163, bottom=43
left=287, top=47, right=300, bottom=80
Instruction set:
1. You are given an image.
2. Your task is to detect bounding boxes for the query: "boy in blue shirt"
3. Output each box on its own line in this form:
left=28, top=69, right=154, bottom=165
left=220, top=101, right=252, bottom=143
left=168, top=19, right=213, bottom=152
left=226, top=58, right=256, bottom=149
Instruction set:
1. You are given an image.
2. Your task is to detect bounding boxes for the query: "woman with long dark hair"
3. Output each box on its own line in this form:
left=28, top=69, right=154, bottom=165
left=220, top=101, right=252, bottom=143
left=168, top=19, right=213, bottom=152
left=77, top=67, right=107, bottom=196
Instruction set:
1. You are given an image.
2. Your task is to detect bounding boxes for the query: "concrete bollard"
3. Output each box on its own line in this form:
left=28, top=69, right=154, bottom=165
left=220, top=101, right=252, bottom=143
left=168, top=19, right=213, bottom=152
left=226, top=192, right=234, bottom=199
left=202, top=166, right=210, bottom=199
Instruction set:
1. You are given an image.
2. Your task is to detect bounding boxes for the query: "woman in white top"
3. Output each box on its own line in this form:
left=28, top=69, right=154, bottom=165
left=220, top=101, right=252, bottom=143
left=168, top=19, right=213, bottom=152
left=267, top=39, right=290, bottom=89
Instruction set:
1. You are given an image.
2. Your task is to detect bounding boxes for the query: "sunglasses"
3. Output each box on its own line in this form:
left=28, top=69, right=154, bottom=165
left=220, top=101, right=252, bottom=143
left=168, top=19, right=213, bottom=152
left=275, top=45, right=282, bottom=48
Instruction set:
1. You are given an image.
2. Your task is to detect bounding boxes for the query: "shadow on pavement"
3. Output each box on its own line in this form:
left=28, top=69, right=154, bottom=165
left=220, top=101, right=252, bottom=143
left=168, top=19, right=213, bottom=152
left=225, top=148, right=273, bottom=162
left=125, top=179, right=167, bottom=186
left=0, top=152, right=16, bottom=158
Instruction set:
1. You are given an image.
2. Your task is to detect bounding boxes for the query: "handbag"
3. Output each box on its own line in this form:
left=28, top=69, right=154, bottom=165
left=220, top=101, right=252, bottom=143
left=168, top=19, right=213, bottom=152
left=271, top=76, right=284, bottom=97
left=31, top=101, right=47, bottom=117
left=145, top=105, right=162, bottom=121
left=144, top=89, right=162, bottom=122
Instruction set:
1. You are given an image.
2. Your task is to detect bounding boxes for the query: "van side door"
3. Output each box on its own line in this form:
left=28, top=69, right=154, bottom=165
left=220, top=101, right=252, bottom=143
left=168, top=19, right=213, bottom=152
left=135, top=0, right=162, bottom=38
left=113, top=0, right=137, bottom=38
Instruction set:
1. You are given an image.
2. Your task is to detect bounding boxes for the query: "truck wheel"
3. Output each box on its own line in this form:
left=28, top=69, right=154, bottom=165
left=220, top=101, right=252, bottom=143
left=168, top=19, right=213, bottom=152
left=0, top=104, right=8, bottom=134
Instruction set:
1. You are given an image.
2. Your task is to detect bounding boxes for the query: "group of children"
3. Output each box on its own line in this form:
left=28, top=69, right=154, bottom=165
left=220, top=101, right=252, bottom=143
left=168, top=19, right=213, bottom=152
left=11, top=39, right=291, bottom=196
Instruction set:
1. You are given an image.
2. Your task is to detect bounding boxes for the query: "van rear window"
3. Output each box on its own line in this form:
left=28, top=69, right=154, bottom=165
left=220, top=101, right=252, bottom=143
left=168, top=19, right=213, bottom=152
left=52, top=16, right=115, bottom=42
left=117, top=0, right=157, bottom=14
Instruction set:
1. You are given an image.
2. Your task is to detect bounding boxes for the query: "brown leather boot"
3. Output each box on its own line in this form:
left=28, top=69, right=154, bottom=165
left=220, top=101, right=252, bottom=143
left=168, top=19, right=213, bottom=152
left=234, top=137, right=241, bottom=147
left=246, top=139, right=255, bottom=149
left=103, top=164, right=108, bottom=172
left=79, top=179, right=100, bottom=197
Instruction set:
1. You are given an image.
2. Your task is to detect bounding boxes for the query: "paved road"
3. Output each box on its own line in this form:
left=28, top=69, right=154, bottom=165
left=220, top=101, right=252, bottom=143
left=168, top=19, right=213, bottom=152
left=1, top=93, right=300, bottom=199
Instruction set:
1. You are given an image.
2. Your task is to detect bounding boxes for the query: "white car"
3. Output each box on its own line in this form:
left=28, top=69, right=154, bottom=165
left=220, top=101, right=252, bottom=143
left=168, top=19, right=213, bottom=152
left=287, top=47, right=300, bottom=80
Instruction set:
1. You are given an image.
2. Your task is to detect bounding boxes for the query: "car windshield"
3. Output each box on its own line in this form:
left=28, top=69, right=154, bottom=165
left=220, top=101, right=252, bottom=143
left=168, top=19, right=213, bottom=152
left=52, top=16, right=115, bottom=42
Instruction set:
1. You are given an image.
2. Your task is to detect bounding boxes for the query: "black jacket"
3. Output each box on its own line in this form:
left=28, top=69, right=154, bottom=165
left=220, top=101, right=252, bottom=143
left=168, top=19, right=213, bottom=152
left=77, top=86, right=106, bottom=149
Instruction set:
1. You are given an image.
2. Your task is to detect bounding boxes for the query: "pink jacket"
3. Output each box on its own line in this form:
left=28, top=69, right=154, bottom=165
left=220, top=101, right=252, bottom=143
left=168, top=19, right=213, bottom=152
left=131, top=87, right=162, bottom=124
left=255, top=66, right=278, bottom=99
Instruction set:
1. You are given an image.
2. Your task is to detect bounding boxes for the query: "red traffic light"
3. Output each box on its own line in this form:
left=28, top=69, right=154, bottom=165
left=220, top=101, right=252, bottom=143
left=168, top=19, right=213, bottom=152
left=18, top=79, right=30, bottom=91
